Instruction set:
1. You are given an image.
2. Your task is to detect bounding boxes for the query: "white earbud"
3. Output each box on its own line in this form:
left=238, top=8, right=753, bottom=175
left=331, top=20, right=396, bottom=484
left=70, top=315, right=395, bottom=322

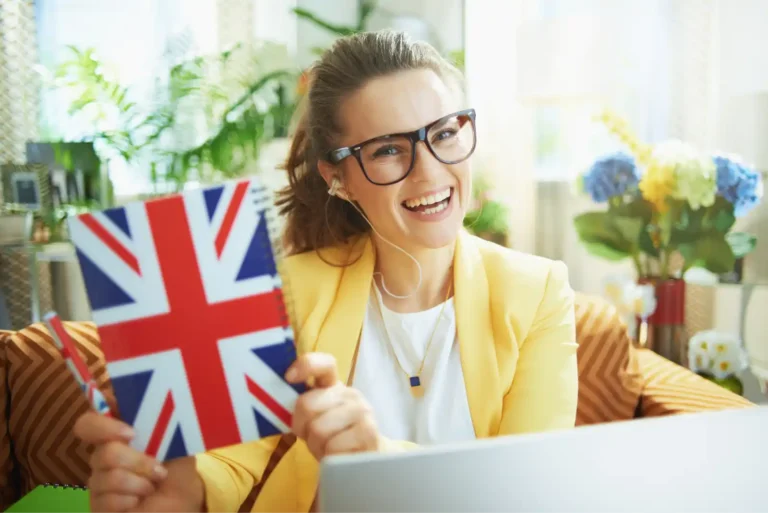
left=327, top=176, right=422, bottom=299
left=328, top=177, right=349, bottom=200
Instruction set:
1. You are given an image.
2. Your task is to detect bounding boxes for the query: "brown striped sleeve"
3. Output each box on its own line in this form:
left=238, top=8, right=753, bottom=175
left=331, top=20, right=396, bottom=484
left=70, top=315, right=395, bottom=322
left=0, top=329, right=20, bottom=509
left=5, top=322, right=116, bottom=494
left=574, top=294, right=645, bottom=425
left=636, top=348, right=754, bottom=416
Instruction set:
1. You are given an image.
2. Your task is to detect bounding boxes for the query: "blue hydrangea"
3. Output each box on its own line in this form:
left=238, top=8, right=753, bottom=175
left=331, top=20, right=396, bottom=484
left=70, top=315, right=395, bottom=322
left=582, top=152, right=640, bottom=203
left=714, top=156, right=764, bottom=217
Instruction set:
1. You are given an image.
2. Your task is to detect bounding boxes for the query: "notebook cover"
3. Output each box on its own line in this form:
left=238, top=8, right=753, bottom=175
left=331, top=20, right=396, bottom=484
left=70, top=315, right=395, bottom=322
left=67, top=177, right=303, bottom=461
left=6, top=485, right=89, bottom=512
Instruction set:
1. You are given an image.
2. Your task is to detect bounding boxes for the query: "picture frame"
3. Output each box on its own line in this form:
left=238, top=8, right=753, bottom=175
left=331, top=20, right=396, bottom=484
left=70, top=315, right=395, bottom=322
left=50, top=168, right=68, bottom=206
left=26, top=142, right=101, bottom=204
left=1, top=163, right=52, bottom=212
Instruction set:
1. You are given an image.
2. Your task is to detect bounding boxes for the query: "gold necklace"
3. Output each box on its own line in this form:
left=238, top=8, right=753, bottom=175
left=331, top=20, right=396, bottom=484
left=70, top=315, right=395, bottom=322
left=373, top=279, right=453, bottom=398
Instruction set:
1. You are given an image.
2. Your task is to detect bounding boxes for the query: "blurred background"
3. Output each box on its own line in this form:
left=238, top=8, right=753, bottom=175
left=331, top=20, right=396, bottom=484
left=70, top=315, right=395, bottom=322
left=1, top=0, right=766, bottom=402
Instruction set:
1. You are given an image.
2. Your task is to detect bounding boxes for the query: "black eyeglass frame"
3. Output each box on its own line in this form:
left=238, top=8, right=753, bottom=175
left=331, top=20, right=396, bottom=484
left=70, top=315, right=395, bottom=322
left=326, top=108, right=477, bottom=186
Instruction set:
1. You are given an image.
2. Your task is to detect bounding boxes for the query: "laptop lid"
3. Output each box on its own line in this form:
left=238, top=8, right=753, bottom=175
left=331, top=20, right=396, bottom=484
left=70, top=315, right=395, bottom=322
left=319, top=407, right=768, bottom=512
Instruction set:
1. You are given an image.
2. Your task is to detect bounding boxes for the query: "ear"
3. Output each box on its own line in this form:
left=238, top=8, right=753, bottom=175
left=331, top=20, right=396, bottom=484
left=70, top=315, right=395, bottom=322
left=317, top=160, right=336, bottom=189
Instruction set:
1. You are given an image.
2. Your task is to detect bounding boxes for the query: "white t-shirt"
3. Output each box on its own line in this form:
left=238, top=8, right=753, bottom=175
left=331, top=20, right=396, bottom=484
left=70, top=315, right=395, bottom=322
left=351, top=285, right=476, bottom=445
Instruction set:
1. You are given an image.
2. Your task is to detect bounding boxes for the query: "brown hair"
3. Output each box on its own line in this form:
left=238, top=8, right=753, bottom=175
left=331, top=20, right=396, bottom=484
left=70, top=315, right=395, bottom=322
left=275, top=30, right=463, bottom=256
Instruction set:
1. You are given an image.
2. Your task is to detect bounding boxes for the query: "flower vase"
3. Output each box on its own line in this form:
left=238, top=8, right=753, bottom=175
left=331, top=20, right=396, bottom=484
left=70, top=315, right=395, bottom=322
left=638, top=278, right=688, bottom=366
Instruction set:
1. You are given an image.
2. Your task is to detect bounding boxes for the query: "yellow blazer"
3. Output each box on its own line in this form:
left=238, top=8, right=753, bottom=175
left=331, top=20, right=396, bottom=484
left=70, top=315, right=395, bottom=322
left=195, top=230, right=578, bottom=512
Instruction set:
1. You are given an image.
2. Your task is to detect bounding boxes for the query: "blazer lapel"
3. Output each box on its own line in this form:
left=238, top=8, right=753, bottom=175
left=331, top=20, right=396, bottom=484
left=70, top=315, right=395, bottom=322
left=454, top=230, right=502, bottom=438
left=313, top=236, right=374, bottom=384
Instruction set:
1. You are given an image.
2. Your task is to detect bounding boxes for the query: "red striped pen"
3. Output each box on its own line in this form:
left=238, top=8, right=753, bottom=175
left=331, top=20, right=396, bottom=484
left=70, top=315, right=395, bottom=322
left=44, top=312, right=113, bottom=417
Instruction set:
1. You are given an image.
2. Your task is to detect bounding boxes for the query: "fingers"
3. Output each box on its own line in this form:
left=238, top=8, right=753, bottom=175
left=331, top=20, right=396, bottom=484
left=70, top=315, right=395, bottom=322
left=292, top=385, right=346, bottom=440
left=88, top=468, right=155, bottom=497
left=286, top=353, right=340, bottom=388
left=324, top=418, right=380, bottom=456
left=305, top=400, right=367, bottom=457
left=91, top=442, right=168, bottom=482
left=74, top=411, right=134, bottom=445
left=90, top=493, right=140, bottom=512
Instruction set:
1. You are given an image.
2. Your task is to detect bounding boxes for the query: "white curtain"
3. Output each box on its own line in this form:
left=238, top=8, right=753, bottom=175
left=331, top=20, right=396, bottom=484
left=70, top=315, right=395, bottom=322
left=464, top=0, right=539, bottom=254
left=466, top=0, right=768, bottom=292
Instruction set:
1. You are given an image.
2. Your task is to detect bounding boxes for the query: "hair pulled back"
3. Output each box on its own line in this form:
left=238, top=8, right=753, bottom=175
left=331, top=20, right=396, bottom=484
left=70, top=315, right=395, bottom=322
left=276, top=30, right=463, bottom=255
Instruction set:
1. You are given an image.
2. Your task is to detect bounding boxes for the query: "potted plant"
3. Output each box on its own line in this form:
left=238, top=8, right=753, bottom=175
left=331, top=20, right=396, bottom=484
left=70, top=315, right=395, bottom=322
left=463, top=174, right=509, bottom=246
left=46, top=41, right=299, bottom=198
left=573, top=110, right=764, bottom=364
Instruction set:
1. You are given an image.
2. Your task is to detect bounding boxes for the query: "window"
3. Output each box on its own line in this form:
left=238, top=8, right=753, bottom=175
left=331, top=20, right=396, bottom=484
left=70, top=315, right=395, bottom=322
left=523, top=0, right=674, bottom=181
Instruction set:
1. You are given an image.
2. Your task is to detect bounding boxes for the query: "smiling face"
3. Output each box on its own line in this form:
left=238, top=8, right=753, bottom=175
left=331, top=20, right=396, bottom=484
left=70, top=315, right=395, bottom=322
left=320, top=68, right=473, bottom=252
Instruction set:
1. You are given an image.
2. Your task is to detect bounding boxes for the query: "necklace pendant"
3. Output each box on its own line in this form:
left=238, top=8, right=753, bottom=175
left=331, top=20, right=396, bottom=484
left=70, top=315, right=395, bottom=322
left=409, top=376, right=424, bottom=398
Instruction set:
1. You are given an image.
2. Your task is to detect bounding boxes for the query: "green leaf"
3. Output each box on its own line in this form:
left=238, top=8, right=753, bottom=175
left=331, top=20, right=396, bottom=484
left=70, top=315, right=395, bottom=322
left=678, top=231, right=736, bottom=274
left=609, top=197, right=654, bottom=224
left=706, top=196, right=736, bottom=233
left=582, top=241, right=633, bottom=261
left=464, top=200, right=509, bottom=235
left=357, top=0, right=378, bottom=30
left=292, top=7, right=358, bottom=36
left=726, top=232, right=758, bottom=259
left=638, top=228, right=660, bottom=258
left=712, top=207, right=736, bottom=233
left=612, top=215, right=644, bottom=248
left=573, top=211, right=633, bottom=260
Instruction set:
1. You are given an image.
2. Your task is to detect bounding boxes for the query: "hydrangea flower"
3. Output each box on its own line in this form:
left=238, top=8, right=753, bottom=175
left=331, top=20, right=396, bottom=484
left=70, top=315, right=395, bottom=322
left=714, top=155, right=764, bottom=217
left=582, top=152, right=640, bottom=203
left=652, top=140, right=717, bottom=210
left=639, top=159, right=675, bottom=212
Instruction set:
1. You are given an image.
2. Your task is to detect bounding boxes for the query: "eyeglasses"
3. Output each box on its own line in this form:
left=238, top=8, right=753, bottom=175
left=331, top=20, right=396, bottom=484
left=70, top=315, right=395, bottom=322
left=327, top=108, right=477, bottom=186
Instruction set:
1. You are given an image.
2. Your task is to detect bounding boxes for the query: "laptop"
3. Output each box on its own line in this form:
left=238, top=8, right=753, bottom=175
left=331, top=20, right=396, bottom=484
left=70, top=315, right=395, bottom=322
left=318, top=407, right=768, bottom=512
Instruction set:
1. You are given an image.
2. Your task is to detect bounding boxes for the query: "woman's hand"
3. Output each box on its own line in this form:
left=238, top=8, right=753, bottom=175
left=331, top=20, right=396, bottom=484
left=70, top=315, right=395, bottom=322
left=286, top=353, right=381, bottom=461
left=73, top=412, right=204, bottom=512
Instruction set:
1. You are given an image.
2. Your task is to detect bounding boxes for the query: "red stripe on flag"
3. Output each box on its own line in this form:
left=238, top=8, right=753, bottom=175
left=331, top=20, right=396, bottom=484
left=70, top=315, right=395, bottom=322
left=80, top=213, right=141, bottom=275
left=48, top=315, right=92, bottom=384
left=146, top=392, right=175, bottom=458
left=246, top=376, right=293, bottom=428
left=214, top=181, right=249, bottom=258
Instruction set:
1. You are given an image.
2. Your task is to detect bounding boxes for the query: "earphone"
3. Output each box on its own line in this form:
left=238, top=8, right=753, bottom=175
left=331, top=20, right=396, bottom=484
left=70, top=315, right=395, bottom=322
left=327, top=177, right=349, bottom=201
left=328, top=177, right=423, bottom=299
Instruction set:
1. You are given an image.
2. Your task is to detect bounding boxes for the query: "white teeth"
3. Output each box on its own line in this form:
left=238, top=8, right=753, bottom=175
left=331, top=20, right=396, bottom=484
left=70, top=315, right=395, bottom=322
left=420, top=201, right=448, bottom=215
left=404, top=188, right=451, bottom=208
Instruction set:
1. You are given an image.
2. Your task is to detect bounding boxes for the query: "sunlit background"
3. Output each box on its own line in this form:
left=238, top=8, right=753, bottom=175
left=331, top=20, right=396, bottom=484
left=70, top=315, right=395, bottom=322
left=1, top=0, right=767, bottom=402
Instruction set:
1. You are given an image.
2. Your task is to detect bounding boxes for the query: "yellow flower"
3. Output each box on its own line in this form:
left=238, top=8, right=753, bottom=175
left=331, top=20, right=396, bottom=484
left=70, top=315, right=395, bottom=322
left=692, top=352, right=711, bottom=373
left=639, top=160, right=675, bottom=212
left=596, top=109, right=654, bottom=167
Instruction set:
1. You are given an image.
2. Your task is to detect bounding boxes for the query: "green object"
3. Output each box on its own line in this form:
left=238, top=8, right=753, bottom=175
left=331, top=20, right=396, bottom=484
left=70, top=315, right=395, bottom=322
left=48, top=43, right=299, bottom=196
left=6, top=485, right=90, bottom=513
left=699, top=373, right=744, bottom=396
left=463, top=173, right=510, bottom=242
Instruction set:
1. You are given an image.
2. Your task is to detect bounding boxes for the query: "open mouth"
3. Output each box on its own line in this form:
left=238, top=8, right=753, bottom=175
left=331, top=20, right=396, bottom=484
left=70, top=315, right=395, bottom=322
left=402, top=187, right=453, bottom=215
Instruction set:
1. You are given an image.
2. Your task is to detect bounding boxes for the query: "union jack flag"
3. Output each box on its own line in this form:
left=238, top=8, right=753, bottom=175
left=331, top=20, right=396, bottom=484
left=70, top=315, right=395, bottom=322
left=68, top=178, right=302, bottom=461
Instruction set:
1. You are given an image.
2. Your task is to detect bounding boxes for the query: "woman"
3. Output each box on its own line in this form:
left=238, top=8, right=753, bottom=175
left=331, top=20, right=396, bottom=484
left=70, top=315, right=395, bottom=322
left=73, top=30, right=578, bottom=512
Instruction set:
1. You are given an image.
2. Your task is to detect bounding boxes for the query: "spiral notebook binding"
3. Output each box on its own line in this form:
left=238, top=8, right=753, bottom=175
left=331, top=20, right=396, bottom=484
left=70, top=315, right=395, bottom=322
left=41, top=483, right=88, bottom=490
left=251, top=180, right=298, bottom=357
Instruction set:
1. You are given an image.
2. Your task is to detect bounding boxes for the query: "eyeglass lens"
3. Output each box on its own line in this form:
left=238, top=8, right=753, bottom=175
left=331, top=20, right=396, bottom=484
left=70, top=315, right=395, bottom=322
left=359, top=112, right=475, bottom=184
